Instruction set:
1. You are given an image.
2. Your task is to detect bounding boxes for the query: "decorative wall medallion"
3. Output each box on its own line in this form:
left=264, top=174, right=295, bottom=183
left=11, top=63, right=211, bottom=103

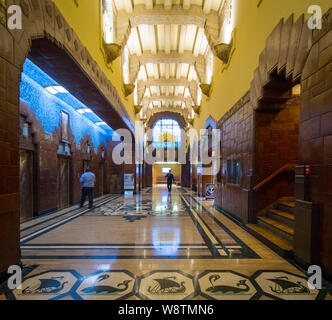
left=12, top=271, right=80, bottom=300
left=66, top=29, right=72, bottom=42
left=77, top=271, right=136, bottom=300
left=137, top=271, right=196, bottom=300
left=45, top=1, right=53, bottom=18
left=56, top=15, right=62, bottom=29
left=197, top=271, right=258, bottom=300
left=253, top=271, right=323, bottom=300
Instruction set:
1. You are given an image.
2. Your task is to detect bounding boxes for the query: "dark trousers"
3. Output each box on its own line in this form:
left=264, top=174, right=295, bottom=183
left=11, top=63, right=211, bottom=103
left=80, top=187, right=94, bottom=208
left=167, top=182, right=173, bottom=192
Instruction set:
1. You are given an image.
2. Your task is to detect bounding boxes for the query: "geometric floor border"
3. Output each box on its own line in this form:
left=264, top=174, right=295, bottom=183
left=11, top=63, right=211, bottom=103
left=1, top=267, right=330, bottom=301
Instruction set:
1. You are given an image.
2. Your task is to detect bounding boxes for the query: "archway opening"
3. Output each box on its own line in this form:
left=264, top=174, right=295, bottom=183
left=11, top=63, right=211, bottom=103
left=152, top=118, right=182, bottom=186
left=252, top=73, right=301, bottom=252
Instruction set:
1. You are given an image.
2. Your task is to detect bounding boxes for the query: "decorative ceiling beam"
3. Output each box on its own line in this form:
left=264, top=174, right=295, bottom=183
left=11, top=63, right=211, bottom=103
left=203, top=0, right=213, bottom=14
left=139, top=78, right=191, bottom=88
left=142, top=95, right=192, bottom=105
left=183, top=0, right=191, bottom=10
left=145, top=0, right=153, bottom=10
left=137, top=78, right=200, bottom=105
left=115, top=4, right=221, bottom=49
left=130, top=50, right=206, bottom=83
left=124, top=0, right=133, bottom=14
left=164, top=0, right=172, bottom=10
left=137, top=50, right=203, bottom=66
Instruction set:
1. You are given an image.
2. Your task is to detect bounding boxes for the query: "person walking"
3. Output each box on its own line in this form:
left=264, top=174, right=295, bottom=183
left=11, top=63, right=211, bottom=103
left=165, top=169, right=175, bottom=192
left=80, top=168, right=96, bottom=209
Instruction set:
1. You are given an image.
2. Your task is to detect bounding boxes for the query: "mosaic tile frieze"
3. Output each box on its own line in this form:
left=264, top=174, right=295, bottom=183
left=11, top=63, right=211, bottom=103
left=1, top=268, right=329, bottom=300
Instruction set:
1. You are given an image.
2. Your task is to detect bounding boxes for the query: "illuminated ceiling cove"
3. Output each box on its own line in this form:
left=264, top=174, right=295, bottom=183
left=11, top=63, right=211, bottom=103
left=102, top=0, right=234, bottom=125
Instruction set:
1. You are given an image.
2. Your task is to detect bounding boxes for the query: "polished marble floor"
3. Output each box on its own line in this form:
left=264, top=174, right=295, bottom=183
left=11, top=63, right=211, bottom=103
left=1, top=186, right=331, bottom=300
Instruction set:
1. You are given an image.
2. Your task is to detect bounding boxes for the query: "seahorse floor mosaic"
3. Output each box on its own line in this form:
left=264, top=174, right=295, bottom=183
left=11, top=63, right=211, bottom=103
left=1, top=267, right=330, bottom=300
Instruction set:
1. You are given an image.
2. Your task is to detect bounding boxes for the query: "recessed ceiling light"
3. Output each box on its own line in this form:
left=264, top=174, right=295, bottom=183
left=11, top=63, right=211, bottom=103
left=77, top=109, right=86, bottom=114
left=45, top=86, right=59, bottom=95
left=45, top=85, right=68, bottom=94
left=53, top=86, right=68, bottom=93
left=95, top=122, right=106, bottom=126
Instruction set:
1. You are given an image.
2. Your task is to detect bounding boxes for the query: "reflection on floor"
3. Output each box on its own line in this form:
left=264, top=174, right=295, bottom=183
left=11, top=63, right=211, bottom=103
left=1, top=186, right=331, bottom=300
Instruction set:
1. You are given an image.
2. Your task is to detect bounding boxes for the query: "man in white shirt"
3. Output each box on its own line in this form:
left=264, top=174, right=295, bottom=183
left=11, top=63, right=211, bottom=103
left=80, top=168, right=96, bottom=209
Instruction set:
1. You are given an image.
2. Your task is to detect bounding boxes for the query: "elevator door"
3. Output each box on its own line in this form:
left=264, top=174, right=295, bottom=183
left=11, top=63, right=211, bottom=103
left=99, top=163, right=104, bottom=196
left=20, top=151, right=34, bottom=222
left=58, top=157, right=70, bottom=210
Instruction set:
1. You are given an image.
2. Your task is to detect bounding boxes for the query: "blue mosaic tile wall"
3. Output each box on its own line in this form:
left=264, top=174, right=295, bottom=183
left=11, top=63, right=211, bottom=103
left=20, top=59, right=115, bottom=148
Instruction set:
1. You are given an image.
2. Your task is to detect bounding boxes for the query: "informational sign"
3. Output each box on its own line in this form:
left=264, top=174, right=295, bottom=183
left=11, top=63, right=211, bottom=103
left=124, top=191, right=134, bottom=198
left=162, top=167, right=172, bottom=174
left=206, top=184, right=215, bottom=200
left=124, top=173, right=135, bottom=190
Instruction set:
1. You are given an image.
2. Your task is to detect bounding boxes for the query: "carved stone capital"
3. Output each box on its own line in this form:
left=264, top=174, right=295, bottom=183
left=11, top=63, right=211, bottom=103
left=124, top=84, right=135, bottom=97
left=193, top=105, right=201, bottom=115
left=200, top=84, right=212, bottom=97
left=134, top=104, right=143, bottom=114
left=102, top=41, right=122, bottom=64
left=214, top=42, right=232, bottom=63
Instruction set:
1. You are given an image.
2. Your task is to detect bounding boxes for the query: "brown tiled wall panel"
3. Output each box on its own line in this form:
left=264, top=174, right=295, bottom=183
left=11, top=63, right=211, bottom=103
left=216, top=98, right=253, bottom=223
left=300, top=29, right=332, bottom=274
left=0, top=56, right=21, bottom=272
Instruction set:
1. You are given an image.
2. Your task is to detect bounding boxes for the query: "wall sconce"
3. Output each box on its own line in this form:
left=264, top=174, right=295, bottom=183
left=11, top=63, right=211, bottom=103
left=200, top=84, right=212, bottom=98
left=193, top=105, right=201, bottom=115
left=134, top=105, right=143, bottom=114
left=124, top=84, right=135, bottom=97
left=102, top=40, right=122, bottom=64
left=214, top=29, right=236, bottom=65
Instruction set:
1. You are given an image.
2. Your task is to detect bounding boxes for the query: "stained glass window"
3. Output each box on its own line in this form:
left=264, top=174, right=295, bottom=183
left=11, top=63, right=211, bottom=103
left=153, top=119, right=181, bottom=148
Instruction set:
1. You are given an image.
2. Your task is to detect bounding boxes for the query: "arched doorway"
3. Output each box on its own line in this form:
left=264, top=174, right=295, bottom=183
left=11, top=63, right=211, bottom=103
left=151, top=118, right=182, bottom=186
left=0, top=0, right=135, bottom=273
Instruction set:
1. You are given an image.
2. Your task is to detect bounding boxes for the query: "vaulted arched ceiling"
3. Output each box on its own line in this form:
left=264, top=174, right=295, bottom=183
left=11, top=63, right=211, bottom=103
left=104, top=0, right=234, bottom=125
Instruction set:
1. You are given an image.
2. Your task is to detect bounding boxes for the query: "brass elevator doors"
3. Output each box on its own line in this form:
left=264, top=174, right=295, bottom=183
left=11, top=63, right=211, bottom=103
left=20, top=150, right=34, bottom=222
left=57, top=157, right=70, bottom=210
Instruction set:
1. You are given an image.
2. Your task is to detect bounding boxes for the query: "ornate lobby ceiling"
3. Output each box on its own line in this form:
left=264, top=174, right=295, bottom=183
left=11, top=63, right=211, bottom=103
left=103, top=0, right=234, bottom=125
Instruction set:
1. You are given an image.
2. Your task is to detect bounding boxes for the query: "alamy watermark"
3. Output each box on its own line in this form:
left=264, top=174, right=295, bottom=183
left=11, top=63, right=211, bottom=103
left=4, top=5, right=323, bottom=31
left=7, top=265, right=22, bottom=290
left=308, top=5, right=322, bottom=30
left=6, top=5, right=22, bottom=30
left=111, top=122, right=221, bottom=176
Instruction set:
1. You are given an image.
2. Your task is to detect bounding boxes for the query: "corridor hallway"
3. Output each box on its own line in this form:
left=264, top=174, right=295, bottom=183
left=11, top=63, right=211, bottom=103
left=0, top=186, right=330, bottom=300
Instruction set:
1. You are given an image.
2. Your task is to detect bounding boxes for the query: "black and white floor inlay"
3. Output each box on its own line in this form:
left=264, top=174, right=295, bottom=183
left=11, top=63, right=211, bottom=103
left=137, top=271, right=196, bottom=300
left=2, top=268, right=329, bottom=300
left=197, top=271, right=258, bottom=300
left=77, top=271, right=136, bottom=300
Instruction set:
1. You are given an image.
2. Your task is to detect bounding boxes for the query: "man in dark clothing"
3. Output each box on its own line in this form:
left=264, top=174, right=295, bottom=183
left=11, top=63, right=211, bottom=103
left=80, top=168, right=96, bottom=209
left=166, top=170, right=175, bottom=192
